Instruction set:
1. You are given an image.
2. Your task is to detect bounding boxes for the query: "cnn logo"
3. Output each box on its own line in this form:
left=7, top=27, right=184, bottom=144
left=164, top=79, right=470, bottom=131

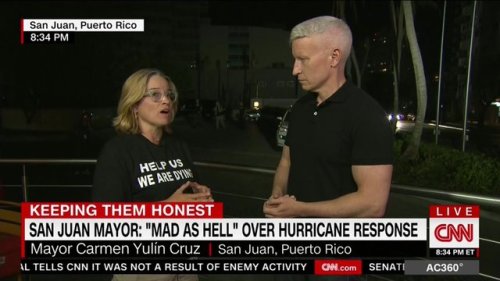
left=434, top=224, right=473, bottom=242
left=429, top=220, right=479, bottom=248
left=321, top=263, right=338, bottom=271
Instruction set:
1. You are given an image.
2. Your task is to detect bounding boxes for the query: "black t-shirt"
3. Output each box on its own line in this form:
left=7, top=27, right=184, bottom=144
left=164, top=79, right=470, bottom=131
left=92, top=134, right=197, bottom=202
left=285, top=82, right=394, bottom=202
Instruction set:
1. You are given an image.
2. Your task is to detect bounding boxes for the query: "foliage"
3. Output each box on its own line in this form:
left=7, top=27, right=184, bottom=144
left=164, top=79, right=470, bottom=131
left=393, top=139, right=500, bottom=196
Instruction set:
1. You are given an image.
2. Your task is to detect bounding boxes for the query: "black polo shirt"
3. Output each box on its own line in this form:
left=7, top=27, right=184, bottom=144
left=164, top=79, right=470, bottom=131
left=285, top=82, right=394, bottom=202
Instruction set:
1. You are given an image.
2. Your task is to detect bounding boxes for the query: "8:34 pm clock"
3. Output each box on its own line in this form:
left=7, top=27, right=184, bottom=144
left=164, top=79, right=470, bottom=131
left=23, top=32, right=74, bottom=44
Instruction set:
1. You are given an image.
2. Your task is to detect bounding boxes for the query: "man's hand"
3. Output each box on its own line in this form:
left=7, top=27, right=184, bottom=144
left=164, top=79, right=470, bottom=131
left=263, top=194, right=299, bottom=218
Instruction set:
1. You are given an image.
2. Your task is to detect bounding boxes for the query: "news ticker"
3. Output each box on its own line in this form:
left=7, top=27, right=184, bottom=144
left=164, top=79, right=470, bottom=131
left=20, top=203, right=480, bottom=275
left=20, top=259, right=479, bottom=275
left=20, top=19, right=144, bottom=45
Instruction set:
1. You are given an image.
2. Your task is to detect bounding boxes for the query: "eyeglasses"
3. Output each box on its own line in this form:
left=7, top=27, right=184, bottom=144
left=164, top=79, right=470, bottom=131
left=143, top=89, right=176, bottom=103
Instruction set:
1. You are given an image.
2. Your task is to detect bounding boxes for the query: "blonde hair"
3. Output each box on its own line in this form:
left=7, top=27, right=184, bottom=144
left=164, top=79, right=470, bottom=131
left=113, top=68, right=179, bottom=134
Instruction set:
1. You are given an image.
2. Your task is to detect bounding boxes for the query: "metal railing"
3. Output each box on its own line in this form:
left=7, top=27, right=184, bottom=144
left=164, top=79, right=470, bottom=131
left=2, top=158, right=500, bottom=280
left=1, top=158, right=499, bottom=212
left=0, top=159, right=97, bottom=202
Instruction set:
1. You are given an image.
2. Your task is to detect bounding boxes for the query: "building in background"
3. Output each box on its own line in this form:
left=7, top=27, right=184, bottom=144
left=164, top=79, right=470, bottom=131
left=198, top=22, right=303, bottom=110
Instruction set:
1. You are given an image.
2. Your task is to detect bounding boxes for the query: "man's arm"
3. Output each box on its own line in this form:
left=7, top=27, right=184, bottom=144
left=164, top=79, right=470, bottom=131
left=263, top=146, right=291, bottom=217
left=264, top=164, right=392, bottom=218
left=301, top=164, right=392, bottom=217
left=271, top=145, right=291, bottom=197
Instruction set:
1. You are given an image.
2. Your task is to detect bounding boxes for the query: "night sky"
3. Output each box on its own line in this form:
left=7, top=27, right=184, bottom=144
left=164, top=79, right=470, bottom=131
left=0, top=1, right=439, bottom=110
left=208, top=0, right=334, bottom=29
left=208, top=1, right=392, bottom=33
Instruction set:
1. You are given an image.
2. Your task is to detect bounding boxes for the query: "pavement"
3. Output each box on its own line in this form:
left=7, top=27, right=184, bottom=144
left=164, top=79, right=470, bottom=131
left=172, top=116, right=282, bottom=169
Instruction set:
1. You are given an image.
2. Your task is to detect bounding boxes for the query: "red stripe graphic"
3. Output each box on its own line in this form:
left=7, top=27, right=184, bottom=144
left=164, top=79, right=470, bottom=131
left=20, top=18, right=24, bottom=45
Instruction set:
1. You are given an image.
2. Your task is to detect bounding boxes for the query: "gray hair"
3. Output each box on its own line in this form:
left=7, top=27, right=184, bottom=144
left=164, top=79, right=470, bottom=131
left=290, top=16, right=352, bottom=59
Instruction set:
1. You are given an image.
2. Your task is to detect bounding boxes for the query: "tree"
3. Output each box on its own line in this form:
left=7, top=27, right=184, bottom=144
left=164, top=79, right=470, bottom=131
left=401, top=1, right=428, bottom=160
left=332, top=0, right=363, bottom=87
left=389, top=1, right=405, bottom=131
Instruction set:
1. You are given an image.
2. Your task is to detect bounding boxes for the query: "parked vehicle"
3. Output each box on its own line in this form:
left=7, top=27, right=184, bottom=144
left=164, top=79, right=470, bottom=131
left=244, top=108, right=261, bottom=122
left=244, top=98, right=262, bottom=122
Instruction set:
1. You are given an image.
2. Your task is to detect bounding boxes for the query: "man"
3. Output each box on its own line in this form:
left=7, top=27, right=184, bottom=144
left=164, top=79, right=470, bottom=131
left=263, top=16, right=394, bottom=219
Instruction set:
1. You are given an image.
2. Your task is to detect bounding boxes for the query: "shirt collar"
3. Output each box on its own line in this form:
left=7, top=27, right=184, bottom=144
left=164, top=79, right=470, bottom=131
left=324, top=81, right=351, bottom=103
left=307, top=81, right=352, bottom=105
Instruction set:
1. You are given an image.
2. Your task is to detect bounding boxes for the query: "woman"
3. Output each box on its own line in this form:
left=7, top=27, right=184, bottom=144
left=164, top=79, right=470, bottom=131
left=93, top=68, right=211, bottom=281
